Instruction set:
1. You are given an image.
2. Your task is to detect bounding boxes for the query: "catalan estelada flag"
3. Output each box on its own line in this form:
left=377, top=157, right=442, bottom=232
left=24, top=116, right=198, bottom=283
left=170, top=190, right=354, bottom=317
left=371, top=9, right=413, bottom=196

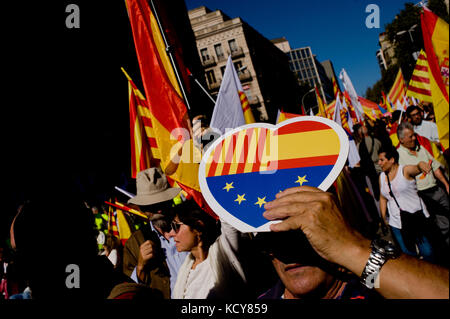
left=421, top=6, right=449, bottom=150
left=406, top=50, right=433, bottom=103
left=202, top=120, right=343, bottom=229
left=388, top=69, right=408, bottom=110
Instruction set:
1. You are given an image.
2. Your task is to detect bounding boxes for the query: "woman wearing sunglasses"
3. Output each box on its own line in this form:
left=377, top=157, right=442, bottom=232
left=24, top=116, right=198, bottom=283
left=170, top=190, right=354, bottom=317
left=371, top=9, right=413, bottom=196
left=169, top=200, right=248, bottom=299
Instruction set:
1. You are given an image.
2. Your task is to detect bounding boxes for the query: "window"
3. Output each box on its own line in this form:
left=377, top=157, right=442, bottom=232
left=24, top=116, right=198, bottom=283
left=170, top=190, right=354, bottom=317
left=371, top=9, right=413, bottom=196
left=296, top=50, right=302, bottom=60
left=206, top=70, right=216, bottom=84
left=305, top=48, right=311, bottom=57
left=214, top=44, right=224, bottom=59
left=228, top=39, right=238, bottom=52
left=289, top=62, right=295, bottom=72
left=294, top=61, right=300, bottom=71
left=234, top=61, right=243, bottom=72
left=299, top=60, right=304, bottom=69
left=220, top=66, right=226, bottom=75
left=302, top=70, right=307, bottom=79
left=200, top=48, right=209, bottom=61
left=307, top=69, right=312, bottom=77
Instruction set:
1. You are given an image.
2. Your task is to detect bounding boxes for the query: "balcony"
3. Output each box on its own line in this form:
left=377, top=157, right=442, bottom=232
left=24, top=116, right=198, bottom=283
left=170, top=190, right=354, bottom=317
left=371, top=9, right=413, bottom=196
left=229, top=47, right=244, bottom=59
left=238, top=70, right=252, bottom=83
left=201, top=55, right=216, bottom=68
left=216, top=54, right=227, bottom=62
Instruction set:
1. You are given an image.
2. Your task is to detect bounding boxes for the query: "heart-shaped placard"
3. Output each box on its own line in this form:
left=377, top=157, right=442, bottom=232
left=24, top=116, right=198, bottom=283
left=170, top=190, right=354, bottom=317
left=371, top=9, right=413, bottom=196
left=199, top=116, right=349, bottom=232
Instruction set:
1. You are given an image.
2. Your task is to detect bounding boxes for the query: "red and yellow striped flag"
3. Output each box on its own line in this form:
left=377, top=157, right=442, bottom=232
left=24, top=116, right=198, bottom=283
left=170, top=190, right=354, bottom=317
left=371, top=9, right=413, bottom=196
left=388, top=69, right=408, bottom=110
left=108, top=205, right=119, bottom=238
left=239, top=92, right=255, bottom=124
left=406, top=50, right=433, bottom=103
left=380, top=91, right=393, bottom=113
left=116, top=209, right=132, bottom=246
left=421, top=7, right=449, bottom=150
left=123, top=68, right=160, bottom=178
left=326, top=100, right=336, bottom=120
left=315, top=85, right=327, bottom=118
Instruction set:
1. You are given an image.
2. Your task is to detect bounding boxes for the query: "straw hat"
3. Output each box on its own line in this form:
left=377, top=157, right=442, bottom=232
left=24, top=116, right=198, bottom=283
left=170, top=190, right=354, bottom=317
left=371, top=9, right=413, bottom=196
left=127, top=168, right=180, bottom=206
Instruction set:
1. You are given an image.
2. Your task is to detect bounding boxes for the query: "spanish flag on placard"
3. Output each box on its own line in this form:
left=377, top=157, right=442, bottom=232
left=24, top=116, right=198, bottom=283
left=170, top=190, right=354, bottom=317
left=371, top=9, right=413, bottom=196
left=421, top=7, right=449, bottom=150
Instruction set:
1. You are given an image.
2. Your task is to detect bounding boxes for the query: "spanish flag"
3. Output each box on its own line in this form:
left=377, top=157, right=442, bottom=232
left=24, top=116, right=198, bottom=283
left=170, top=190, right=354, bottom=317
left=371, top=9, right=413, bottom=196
left=276, top=110, right=302, bottom=124
left=126, top=0, right=214, bottom=216
left=421, top=7, right=449, bottom=150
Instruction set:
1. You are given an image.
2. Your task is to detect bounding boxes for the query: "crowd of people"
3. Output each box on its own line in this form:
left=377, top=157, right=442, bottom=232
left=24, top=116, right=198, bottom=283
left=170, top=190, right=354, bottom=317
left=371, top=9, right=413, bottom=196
left=0, top=103, right=449, bottom=300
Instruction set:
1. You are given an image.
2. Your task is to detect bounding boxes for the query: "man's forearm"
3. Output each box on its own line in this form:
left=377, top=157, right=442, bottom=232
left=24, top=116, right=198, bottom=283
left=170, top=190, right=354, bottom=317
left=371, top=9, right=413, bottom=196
left=377, top=254, right=449, bottom=299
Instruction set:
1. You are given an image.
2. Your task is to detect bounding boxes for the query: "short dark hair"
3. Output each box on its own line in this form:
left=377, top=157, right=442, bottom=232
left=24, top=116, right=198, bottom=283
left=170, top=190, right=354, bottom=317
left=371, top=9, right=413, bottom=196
left=406, top=105, right=422, bottom=117
left=378, top=145, right=399, bottom=163
left=175, top=200, right=220, bottom=248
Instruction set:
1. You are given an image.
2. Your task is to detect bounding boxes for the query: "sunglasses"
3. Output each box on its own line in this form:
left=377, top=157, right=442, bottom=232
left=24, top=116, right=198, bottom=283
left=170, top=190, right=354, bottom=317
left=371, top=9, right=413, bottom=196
left=171, top=221, right=185, bottom=233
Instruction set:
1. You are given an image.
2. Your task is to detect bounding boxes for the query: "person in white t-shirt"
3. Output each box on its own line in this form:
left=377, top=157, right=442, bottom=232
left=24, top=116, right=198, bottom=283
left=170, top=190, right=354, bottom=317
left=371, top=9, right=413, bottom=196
left=378, top=146, right=436, bottom=263
left=406, top=105, right=440, bottom=144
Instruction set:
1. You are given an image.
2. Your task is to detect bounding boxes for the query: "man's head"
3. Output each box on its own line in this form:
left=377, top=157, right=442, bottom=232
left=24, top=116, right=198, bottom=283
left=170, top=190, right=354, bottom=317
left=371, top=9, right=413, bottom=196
left=406, top=105, right=423, bottom=125
left=397, top=121, right=417, bottom=150
left=255, top=230, right=340, bottom=298
left=128, top=168, right=181, bottom=238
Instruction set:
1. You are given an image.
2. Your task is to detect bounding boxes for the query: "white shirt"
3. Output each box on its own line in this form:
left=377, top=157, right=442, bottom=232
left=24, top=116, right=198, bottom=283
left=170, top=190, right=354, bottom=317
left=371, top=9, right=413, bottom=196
left=414, top=120, right=440, bottom=143
left=380, top=165, right=429, bottom=229
left=179, top=256, right=216, bottom=299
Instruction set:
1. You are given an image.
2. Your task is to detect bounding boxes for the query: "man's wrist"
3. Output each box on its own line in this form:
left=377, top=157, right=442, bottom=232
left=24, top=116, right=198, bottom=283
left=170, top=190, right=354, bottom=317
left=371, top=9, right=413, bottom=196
left=337, top=237, right=371, bottom=276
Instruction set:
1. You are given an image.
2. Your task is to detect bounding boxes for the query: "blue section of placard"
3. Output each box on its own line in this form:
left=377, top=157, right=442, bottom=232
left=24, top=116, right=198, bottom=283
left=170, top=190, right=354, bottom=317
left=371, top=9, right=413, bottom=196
left=206, top=165, right=334, bottom=228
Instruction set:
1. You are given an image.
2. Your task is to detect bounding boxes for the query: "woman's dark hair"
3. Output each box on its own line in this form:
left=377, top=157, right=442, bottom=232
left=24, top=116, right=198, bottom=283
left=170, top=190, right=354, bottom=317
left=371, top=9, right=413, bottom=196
left=175, top=200, right=220, bottom=248
left=378, top=145, right=399, bottom=163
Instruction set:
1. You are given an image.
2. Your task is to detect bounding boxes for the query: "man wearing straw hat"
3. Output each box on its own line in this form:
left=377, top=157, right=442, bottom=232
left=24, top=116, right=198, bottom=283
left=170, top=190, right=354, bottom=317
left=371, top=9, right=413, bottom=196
left=123, top=168, right=188, bottom=299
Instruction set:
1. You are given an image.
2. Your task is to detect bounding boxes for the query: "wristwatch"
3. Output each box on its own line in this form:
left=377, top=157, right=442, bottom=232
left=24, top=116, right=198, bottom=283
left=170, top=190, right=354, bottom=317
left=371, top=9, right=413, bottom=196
left=360, top=238, right=400, bottom=289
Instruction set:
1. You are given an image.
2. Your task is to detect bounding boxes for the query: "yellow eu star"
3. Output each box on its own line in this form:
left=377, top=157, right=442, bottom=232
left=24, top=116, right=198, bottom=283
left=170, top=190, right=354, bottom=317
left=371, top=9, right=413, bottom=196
left=235, top=194, right=246, bottom=205
left=295, top=175, right=308, bottom=186
left=223, top=182, right=234, bottom=192
left=255, top=196, right=267, bottom=208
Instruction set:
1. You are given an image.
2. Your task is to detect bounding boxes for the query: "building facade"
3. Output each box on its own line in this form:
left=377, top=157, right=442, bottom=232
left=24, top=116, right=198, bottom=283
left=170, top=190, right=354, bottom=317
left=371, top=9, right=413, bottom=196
left=188, top=6, right=299, bottom=122
left=377, top=32, right=397, bottom=72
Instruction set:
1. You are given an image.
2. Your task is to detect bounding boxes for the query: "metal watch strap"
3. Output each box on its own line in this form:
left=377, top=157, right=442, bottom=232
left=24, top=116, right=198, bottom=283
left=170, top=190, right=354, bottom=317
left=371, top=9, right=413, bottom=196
left=360, top=246, right=387, bottom=289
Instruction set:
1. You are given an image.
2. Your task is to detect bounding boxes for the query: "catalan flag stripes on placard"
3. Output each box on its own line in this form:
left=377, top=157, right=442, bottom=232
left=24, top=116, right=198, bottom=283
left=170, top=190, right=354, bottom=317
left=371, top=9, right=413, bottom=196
left=204, top=121, right=341, bottom=228
left=406, top=50, right=433, bottom=103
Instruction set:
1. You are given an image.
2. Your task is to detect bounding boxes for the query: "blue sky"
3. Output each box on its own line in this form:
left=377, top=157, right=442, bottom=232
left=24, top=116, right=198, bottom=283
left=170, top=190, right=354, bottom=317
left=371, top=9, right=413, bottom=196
left=185, top=0, right=417, bottom=97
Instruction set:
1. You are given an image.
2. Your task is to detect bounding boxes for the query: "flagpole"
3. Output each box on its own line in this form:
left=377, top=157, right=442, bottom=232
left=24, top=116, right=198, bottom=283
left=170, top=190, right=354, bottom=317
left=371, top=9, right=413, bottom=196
left=189, top=72, right=216, bottom=104
left=149, top=0, right=192, bottom=111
